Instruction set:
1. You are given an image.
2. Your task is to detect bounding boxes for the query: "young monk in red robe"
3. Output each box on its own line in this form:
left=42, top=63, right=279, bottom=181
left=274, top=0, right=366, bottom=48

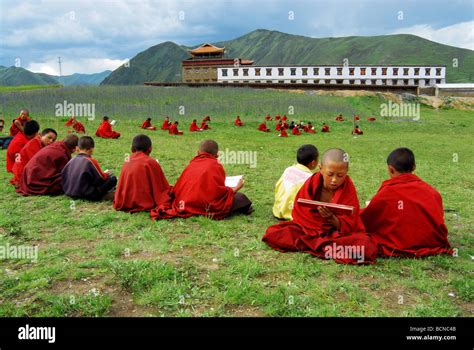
left=262, top=148, right=378, bottom=264
left=354, top=115, right=360, bottom=121
left=161, top=117, right=171, bottom=130
left=265, top=114, right=272, bottom=121
left=367, top=117, right=376, bottom=122
left=291, top=126, right=302, bottom=135
left=234, top=116, right=244, bottom=126
left=257, top=122, right=270, bottom=132
left=141, top=118, right=157, bottom=130
left=72, top=119, right=86, bottom=133
left=275, top=115, right=281, bottom=121
left=189, top=119, right=201, bottom=132
left=278, top=128, right=288, bottom=137
left=335, top=114, right=344, bottom=122
left=17, top=134, right=78, bottom=196
left=65, top=116, right=75, bottom=127
left=9, top=109, right=31, bottom=136
left=95, top=116, right=120, bottom=139
left=352, top=125, right=363, bottom=135
left=200, top=117, right=210, bottom=130
left=304, top=122, right=316, bottom=133
left=275, top=121, right=283, bottom=131
left=321, top=123, right=330, bottom=133
left=6, top=120, right=40, bottom=173
left=281, top=115, right=288, bottom=121
left=361, top=148, right=452, bottom=257
left=150, top=139, right=253, bottom=221
left=114, top=134, right=171, bottom=212
left=169, top=121, right=183, bottom=135
left=11, top=128, right=57, bottom=187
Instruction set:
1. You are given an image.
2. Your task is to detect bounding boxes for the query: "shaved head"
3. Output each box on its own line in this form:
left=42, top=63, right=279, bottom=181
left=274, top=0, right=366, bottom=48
left=63, top=134, right=79, bottom=151
left=321, top=148, right=349, bottom=167
left=199, top=139, right=219, bottom=156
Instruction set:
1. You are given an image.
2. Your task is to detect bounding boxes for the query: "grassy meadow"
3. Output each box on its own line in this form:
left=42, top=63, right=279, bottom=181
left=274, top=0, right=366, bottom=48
left=0, top=86, right=472, bottom=317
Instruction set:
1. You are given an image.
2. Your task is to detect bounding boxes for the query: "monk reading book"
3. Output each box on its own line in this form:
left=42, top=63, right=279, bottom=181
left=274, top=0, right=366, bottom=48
left=11, top=128, right=57, bottom=187
left=291, top=126, right=302, bottom=135
left=6, top=120, right=40, bottom=173
left=150, top=139, right=253, bottom=221
left=321, top=123, right=330, bottom=133
left=189, top=119, right=201, bottom=132
left=141, top=118, right=157, bottom=130
left=234, top=116, right=244, bottom=126
left=10, top=109, right=31, bottom=136
left=62, top=136, right=117, bottom=201
left=360, top=147, right=452, bottom=257
left=114, top=134, right=171, bottom=213
left=273, top=144, right=318, bottom=220
left=257, top=122, right=270, bottom=132
left=304, top=122, right=316, bottom=134
left=17, top=134, right=78, bottom=196
left=352, top=125, right=363, bottom=135
left=169, top=121, right=183, bottom=135
left=335, top=114, right=344, bottom=122
left=95, top=116, right=120, bottom=139
left=262, top=148, right=378, bottom=264
left=161, top=117, right=171, bottom=130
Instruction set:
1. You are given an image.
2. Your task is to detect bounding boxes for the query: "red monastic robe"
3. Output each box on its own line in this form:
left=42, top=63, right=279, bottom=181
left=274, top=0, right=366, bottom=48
left=257, top=122, right=270, bottom=132
left=279, top=129, right=288, bottom=137
left=234, top=118, right=244, bottom=126
left=169, top=124, right=183, bottom=135
left=17, top=142, right=73, bottom=196
left=161, top=119, right=171, bottom=130
left=11, top=136, right=42, bottom=187
left=150, top=152, right=234, bottom=221
left=321, top=125, right=330, bottom=133
left=65, top=117, right=75, bottom=126
left=263, top=172, right=378, bottom=264
left=200, top=121, right=209, bottom=130
left=113, top=152, right=171, bottom=213
left=10, top=117, right=31, bottom=136
left=367, top=117, right=377, bottom=122
left=189, top=121, right=201, bottom=132
left=73, top=122, right=86, bottom=133
left=360, top=173, right=452, bottom=257
left=95, top=121, right=120, bottom=139
left=141, top=120, right=156, bottom=130
left=292, top=127, right=302, bottom=135
left=352, top=128, right=363, bottom=135
left=6, top=132, right=29, bottom=172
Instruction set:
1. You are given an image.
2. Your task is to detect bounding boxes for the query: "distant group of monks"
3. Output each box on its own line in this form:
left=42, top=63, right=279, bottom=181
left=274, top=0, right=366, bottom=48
left=141, top=116, right=213, bottom=135
left=3, top=108, right=452, bottom=265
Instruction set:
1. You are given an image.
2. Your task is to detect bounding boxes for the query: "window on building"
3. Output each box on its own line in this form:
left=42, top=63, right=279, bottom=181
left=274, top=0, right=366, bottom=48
left=278, top=68, right=284, bottom=76
left=414, top=68, right=420, bottom=75
left=349, top=68, right=355, bottom=76
left=403, top=68, right=409, bottom=76
left=337, top=68, right=343, bottom=75
left=349, top=80, right=355, bottom=84
left=382, top=68, right=388, bottom=75
left=414, top=79, right=419, bottom=85
left=393, top=68, right=399, bottom=76
left=371, top=68, right=377, bottom=75
left=404, top=79, right=409, bottom=85
left=233, top=68, right=239, bottom=76
left=255, top=81, right=261, bottom=83
left=425, top=79, right=430, bottom=85
left=325, top=68, right=331, bottom=75
left=336, top=79, right=343, bottom=84
left=302, top=68, right=308, bottom=76
left=266, top=68, right=272, bottom=75
left=425, top=68, right=431, bottom=75
left=266, top=80, right=272, bottom=83
left=222, top=69, right=228, bottom=77
left=436, top=79, right=441, bottom=84
left=313, top=68, right=319, bottom=75
left=278, top=80, right=284, bottom=83
left=436, top=68, right=442, bottom=76
left=255, top=68, right=261, bottom=76
left=243, top=69, right=249, bottom=76
left=302, top=79, right=308, bottom=83
left=290, top=80, right=297, bottom=83
left=290, top=68, right=297, bottom=76
left=360, top=68, right=366, bottom=75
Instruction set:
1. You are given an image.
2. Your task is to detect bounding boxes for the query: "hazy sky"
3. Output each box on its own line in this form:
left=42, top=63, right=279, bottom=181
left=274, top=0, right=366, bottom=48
left=1, top=0, right=472, bottom=75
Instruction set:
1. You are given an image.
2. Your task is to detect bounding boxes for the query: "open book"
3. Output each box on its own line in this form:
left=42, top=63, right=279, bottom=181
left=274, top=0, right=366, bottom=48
left=225, top=175, right=243, bottom=188
left=297, top=198, right=354, bottom=215
left=110, top=120, right=117, bottom=126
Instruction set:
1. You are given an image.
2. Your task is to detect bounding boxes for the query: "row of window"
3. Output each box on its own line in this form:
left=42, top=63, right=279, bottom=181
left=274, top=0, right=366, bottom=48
left=218, top=79, right=442, bottom=85
left=221, top=67, right=443, bottom=77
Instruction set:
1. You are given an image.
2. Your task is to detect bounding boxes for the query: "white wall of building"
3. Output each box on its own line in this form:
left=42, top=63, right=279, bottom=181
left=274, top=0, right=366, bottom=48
left=217, top=66, right=446, bottom=87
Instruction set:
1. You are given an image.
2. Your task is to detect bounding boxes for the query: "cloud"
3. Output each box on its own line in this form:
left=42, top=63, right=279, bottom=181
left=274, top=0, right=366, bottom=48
left=392, top=21, right=474, bottom=50
left=26, top=57, right=127, bottom=75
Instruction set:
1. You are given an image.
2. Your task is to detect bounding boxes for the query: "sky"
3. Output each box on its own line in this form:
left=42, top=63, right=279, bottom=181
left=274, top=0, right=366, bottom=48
left=0, top=0, right=472, bottom=75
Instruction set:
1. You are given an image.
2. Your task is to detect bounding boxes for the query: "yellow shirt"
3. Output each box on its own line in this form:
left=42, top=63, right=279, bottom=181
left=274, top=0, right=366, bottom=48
left=272, top=163, right=313, bottom=220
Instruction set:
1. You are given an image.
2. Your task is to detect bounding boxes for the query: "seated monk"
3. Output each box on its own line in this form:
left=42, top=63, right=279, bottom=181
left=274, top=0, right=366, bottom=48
left=62, top=136, right=117, bottom=201
left=265, top=114, right=272, bottom=121
left=6, top=120, right=40, bottom=173
left=257, top=122, right=270, bottom=132
left=72, top=119, right=85, bottom=133
left=354, top=115, right=360, bottom=121
left=278, top=128, right=289, bottom=137
left=161, top=117, right=171, bottom=130
left=361, top=148, right=452, bottom=258
left=305, top=122, right=316, bottom=134
left=262, top=148, right=378, bottom=264
left=114, top=135, right=171, bottom=213
left=17, top=134, right=78, bottom=196
left=169, top=121, right=184, bottom=135
left=282, top=121, right=289, bottom=129
left=11, top=128, right=57, bottom=187
left=275, top=115, right=281, bottom=120
left=275, top=121, right=283, bottom=131
left=200, top=117, right=210, bottom=130
left=291, top=126, right=302, bottom=135
left=189, top=119, right=201, bottom=132
left=141, top=118, right=157, bottom=131
left=273, top=144, right=318, bottom=220
left=65, top=116, right=75, bottom=127
left=10, top=109, right=31, bottom=136
left=150, top=139, right=253, bottom=221
left=95, top=116, right=120, bottom=139
left=234, top=116, right=244, bottom=126
left=367, top=117, right=376, bottom=122
left=281, top=115, right=288, bottom=121
left=352, top=125, right=363, bottom=135
left=335, top=114, right=344, bottom=122
left=321, top=123, right=330, bottom=133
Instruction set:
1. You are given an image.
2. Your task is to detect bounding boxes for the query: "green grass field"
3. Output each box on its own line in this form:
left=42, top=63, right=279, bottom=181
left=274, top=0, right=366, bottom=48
left=0, top=86, right=472, bottom=317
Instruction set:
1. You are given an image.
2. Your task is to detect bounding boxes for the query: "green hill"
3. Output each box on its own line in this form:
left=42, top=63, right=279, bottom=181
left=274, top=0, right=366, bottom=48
left=53, top=71, right=111, bottom=85
left=102, top=29, right=474, bottom=85
left=0, top=66, right=59, bottom=86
